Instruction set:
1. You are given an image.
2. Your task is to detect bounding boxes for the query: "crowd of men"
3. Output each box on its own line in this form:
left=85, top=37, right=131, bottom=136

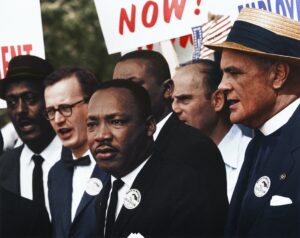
left=0, top=7, right=299, bottom=238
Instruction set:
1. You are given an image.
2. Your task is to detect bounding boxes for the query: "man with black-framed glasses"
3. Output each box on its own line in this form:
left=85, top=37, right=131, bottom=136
left=44, top=66, right=108, bottom=238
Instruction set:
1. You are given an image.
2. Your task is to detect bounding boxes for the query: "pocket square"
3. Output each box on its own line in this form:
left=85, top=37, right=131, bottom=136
left=270, top=195, right=293, bottom=206
left=127, top=233, right=144, bottom=238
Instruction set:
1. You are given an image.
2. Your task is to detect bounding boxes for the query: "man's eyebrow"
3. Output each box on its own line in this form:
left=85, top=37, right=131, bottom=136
left=223, top=66, right=243, bottom=73
left=174, top=94, right=192, bottom=100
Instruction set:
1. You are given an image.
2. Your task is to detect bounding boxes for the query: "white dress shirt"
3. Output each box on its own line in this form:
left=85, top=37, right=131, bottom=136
left=259, top=98, right=300, bottom=135
left=71, top=149, right=96, bottom=221
left=218, top=125, right=252, bottom=202
left=109, top=157, right=150, bottom=220
left=20, top=136, right=62, bottom=216
left=153, top=113, right=172, bottom=141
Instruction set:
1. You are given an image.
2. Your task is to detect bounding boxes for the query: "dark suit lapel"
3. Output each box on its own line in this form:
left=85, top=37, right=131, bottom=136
left=58, top=148, right=74, bottom=234
left=73, top=165, right=108, bottom=222
left=0, top=145, right=23, bottom=195
left=113, top=154, right=161, bottom=235
left=154, top=113, right=177, bottom=152
left=97, top=179, right=111, bottom=237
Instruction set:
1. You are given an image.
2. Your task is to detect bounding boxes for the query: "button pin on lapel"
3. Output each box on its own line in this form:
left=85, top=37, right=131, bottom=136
left=279, top=173, right=287, bottom=181
left=254, top=176, right=271, bottom=197
left=124, top=189, right=141, bottom=209
left=85, top=178, right=103, bottom=196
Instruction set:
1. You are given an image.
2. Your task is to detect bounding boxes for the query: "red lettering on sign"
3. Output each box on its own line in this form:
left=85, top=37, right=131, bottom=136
left=1, top=47, right=9, bottom=79
left=0, top=44, right=33, bottom=78
left=142, top=1, right=159, bottom=28
left=119, top=5, right=136, bottom=35
left=118, top=0, right=188, bottom=35
left=23, top=44, right=33, bottom=54
left=164, top=0, right=187, bottom=23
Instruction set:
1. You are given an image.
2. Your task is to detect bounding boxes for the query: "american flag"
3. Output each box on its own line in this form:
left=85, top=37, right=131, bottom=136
left=200, top=15, right=233, bottom=59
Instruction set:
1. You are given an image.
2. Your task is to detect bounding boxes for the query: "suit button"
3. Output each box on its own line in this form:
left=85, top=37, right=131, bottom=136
left=279, top=173, right=287, bottom=180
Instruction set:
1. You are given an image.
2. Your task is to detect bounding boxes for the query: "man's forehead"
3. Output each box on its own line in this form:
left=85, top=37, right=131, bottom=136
left=5, top=80, right=41, bottom=96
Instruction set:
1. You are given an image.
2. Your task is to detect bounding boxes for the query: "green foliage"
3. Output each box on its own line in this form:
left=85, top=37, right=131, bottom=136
left=41, top=0, right=119, bottom=82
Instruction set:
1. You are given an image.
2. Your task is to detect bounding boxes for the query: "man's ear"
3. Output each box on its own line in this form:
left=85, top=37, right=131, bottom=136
left=146, top=115, right=156, bottom=137
left=211, top=89, right=225, bottom=112
left=270, top=62, right=290, bottom=90
left=163, top=79, right=174, bottom=99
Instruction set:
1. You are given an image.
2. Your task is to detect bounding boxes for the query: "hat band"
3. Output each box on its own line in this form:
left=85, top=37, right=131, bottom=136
left=227, top=20, right=300, bottom=58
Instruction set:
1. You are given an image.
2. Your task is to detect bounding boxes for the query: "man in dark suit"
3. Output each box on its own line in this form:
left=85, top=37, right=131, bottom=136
left=44, top=67, right=108, bottom=237
left=0, top=185, right=51, bottom=237
left=206, top=8, right=300, bottom=237
left=0, top=55, right=61, bottom=237
left=88, top=79, right=221, bottom=237
left=113, top=50, right=228, bottom=234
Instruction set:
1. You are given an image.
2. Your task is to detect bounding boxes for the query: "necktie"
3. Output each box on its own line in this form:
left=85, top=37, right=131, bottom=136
left=64, top=155, right=91, bottom=168
left=105, top=179, right=124, bottom=238
left=32, top=154, right=45, bottom=206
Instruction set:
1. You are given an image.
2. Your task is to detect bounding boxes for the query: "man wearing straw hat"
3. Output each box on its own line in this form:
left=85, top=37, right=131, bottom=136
left=206, top=8, right=300, bottom=237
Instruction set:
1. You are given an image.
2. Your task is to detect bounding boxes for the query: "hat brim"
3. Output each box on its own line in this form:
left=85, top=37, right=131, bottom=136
left=205, top=41, right=300, bottom=64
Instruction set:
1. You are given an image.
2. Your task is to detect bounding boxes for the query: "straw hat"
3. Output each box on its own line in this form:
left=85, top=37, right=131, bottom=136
left=0, top=55, right=53, bottom=99
left=205, top=8, right=300, bottom=64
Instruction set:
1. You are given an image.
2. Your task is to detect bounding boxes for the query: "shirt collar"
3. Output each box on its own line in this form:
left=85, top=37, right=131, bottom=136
left=260, top=98, right=300, bottom=136
left=218, top=125, right=241, bottom=169
left=153, top=113, right=172, bottom=141
left=71, top=149, right=95, bottom=166
left=112, top=156, right=151, bottom=188
left=23, top=136, right=61, bottom=165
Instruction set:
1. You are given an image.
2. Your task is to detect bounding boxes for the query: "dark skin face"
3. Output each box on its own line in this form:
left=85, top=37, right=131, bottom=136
left=87, top=88, right=155, bottom=178
left=4, top=80, right=55, bottom=153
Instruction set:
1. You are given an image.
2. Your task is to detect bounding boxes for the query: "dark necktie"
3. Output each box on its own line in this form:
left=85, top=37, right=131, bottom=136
left=32, top=154, right=45, bottom=206
left=64, top=155, right=91, bottom=168
left=105, top=179, right=124, bottom=238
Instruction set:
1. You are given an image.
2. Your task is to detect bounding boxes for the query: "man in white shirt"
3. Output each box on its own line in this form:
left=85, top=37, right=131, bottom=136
left=172, top=60, right=252, bottom=201
left=206, top=7, right=300, bottom=237
left=0, top=55, right=61, bottom=237
left=44, top=66, right=108, bottom=237
left=88, top=79, right=221, bottom=237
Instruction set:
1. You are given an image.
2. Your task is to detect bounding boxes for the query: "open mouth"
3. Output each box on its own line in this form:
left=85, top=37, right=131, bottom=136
left=57, top=127, right=72, bottom=139
left=227, top=99, right=240, bottom=108
left=18, top=119, right=35, bottom=132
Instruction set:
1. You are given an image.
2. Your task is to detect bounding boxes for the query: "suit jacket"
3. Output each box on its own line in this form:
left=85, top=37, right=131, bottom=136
left=97, top=151, right=222, bottom=238
left=0, top=145, right=23, bottom=194
left=48, top=147, right=108, bottom=238
left=226, top=105, right=300, bottom=237
left=0, top=185, right=51, bottom=238
left=0, top=145, right=52, bottom=237
left=154, top=113, right=228, bottom=235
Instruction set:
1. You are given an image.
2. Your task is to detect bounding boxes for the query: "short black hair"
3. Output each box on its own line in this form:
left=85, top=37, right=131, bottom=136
left=180, top=59, right=222, bottom=99
left=97, top=79, right=152, bottom=120
left=44, top=66, right=98, bottom=101
left=118, top=50, right=171, bottom=85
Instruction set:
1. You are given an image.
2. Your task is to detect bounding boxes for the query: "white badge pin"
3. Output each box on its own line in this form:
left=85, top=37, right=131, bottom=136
left=85, top=178, right=103, bottom=196
left=254, top=176, right=271, bottom=197
left=124, top=189, right=141, bottom=209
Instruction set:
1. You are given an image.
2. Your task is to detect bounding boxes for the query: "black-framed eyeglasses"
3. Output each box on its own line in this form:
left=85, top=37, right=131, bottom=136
left=44, top=99, right=86, bottom=120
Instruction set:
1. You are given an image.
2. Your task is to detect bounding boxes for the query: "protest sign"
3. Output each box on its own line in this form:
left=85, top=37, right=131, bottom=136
left=0, top=0, right=45, bottom=107
left=94, top=0, right=208, bottom=54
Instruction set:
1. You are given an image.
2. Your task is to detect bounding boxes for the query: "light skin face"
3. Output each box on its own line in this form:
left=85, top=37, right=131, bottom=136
left=113, top=59, right=166, bottom=122
left=44, top=76, right=89, bottom=158
left=172, top=64, right=217, bottom=133
left=5, top=80, right=55, bottom=153
left=87, top=88, right=155, bottom=178
left=219, top=49, right=278, bottom=128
